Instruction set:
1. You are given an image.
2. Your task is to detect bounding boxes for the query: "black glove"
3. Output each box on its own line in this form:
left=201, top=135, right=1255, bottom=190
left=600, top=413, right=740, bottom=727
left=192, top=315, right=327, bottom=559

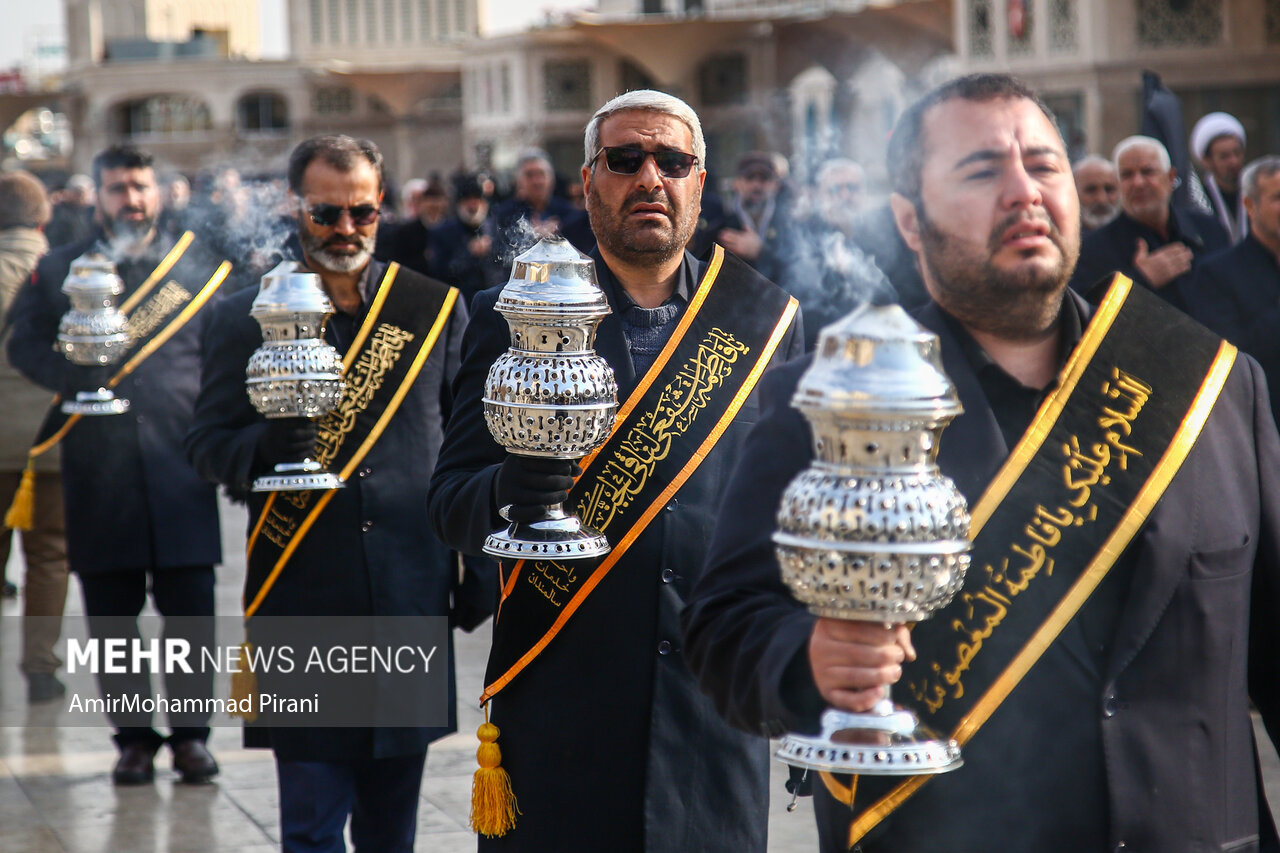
left=494, top=455, right=581, bottom=523
left=256, top=417, right=318, bottom=467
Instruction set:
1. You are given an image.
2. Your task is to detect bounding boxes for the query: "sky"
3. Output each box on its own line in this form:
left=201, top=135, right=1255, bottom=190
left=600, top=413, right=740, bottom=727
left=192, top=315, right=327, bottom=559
left=0, top=0, right=590, bottom=71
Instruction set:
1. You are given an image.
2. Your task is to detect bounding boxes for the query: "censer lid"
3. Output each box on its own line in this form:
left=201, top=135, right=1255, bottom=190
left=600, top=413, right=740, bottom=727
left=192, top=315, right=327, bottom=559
left=795, top=303, right=962, bottom=418
left=251, top=260, right=333, bottom=318
left=495, top=236, right=610, bottom=320
left=63, top=252, right=124, bottom=297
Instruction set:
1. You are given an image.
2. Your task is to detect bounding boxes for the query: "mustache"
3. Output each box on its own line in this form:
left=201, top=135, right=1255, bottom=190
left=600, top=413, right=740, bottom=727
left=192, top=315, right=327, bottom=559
left=987, top=210, right=1063, bottom=251
left=624, top=188, right=670, bottom=211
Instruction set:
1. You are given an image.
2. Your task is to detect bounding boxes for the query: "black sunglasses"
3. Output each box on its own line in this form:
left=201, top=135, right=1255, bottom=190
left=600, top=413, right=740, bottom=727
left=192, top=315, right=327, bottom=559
left=590, top=146, right=699, bottom=179
left=305, top=203, right=380, bottom=227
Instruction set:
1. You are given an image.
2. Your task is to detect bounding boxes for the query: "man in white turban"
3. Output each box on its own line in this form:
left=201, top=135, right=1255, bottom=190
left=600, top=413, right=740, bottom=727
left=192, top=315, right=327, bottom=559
left=1191, top=111, right=1248, bottom=243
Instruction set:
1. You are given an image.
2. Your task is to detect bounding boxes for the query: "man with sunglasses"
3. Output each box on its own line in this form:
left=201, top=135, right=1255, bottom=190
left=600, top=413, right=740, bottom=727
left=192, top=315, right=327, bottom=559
left=429, top=90, right=805, bottom=852
left=186, top=135, right=480, bottom=853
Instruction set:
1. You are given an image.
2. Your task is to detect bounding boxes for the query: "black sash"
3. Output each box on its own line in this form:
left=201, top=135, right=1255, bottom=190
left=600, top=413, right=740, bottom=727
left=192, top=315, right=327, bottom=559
left=28, top=233, right=230, bottom=457
left=824, top=275, right=1238, bottom=846
left=243, top=264, right=457, bottom=619
left=482, top=246, right=799, bottom=701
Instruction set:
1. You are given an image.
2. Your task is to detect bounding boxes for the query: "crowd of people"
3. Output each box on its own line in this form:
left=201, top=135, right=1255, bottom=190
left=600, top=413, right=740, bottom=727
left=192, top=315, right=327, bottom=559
left=2, top=72, right=1280, bottom=852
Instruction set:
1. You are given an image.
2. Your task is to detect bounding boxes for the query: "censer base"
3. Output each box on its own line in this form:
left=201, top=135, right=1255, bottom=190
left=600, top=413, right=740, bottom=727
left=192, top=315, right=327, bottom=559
left=61, top=389, right=130, bottom=416
left=483, top=516, right=611, bottom=561
left=252, top=461, right=345, bottom=493
left=776, top=707, right=961, bottom=776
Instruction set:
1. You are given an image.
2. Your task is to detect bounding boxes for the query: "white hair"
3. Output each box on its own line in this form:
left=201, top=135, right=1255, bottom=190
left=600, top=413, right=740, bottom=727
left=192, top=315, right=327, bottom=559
left=515, top=148, right=553, bottom=175
left=583, top=90, right=705, bottom=172
left=1072, top=155, right=1116, bottom=177
left=1243, top=156, right=1280, bottom=201
left=1112, top=136, right=1171, bottom=172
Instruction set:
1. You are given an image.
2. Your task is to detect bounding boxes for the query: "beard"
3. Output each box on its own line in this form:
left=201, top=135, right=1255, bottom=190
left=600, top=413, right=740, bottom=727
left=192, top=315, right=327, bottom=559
left=299, top=226, right=374, bottom=274
left=587, top=181, right=698, bottom=268
left=1080, top=202, right=1118, bottom=231
left=918, top=205, right=1078, bottom=341
left=102, top=209, right=158, bottom=253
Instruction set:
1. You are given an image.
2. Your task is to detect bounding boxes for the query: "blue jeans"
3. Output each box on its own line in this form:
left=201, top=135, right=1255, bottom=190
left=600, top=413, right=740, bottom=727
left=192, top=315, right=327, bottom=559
left=275, top=752, right=427, bottom=853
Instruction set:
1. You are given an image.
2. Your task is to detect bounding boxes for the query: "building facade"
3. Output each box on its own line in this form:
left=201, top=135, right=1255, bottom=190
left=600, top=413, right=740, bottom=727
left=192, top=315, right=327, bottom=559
left=956, top=0, right=1280, bottom=163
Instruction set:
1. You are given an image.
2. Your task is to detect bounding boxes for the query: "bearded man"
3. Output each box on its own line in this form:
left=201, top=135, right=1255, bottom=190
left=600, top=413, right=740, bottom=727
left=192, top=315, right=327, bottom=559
left=684, top=72, right=1280, bottom=852
left=8, top=145, right=232, bottom=785
left=428, top=89, right=805, bottom=852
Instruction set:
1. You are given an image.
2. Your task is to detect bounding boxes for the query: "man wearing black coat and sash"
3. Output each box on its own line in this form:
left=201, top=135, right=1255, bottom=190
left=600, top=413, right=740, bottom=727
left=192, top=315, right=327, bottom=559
left=428, top=90, right=804, bottom=851
left=7, top=145, right=231, bottom=786
left=684, top=74, right=1280, bottom=852
left=185, top=135, right=471, bottom=853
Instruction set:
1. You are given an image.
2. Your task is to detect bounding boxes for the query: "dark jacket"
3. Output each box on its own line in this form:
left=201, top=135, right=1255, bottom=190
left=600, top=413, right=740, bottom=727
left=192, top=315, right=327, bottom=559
left=7, top=230, right=224, bottom=574
left=1186, top=234, right=1280, bottom=428
left=1070, top=206, right=1229, bottom=308
left=426, top=216, right=507, bottom=303
left=683, top=291, right=1280, bottom=852
left=184, top=260, right=469, bottom=760
left=427, top=248, right=805, bottom=852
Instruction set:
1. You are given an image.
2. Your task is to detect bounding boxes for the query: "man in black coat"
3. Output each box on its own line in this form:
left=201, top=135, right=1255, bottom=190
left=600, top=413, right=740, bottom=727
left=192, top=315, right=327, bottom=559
left=1186, top=155, right=1280, bottom=424
left=428, top=90, right=804, bottom=852
left=184, top=135, right=472, bottom=853
left=423, top=175, right=506, bottom=303
left=7, top=145, right=228, bottom=785
left=1070, top=135, right=1228, bottom=307
left=684, top=74, right=1280, bottom=853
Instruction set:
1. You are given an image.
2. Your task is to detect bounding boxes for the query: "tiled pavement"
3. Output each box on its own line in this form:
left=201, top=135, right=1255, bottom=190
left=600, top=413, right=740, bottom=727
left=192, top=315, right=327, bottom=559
left=6, top=498, right=1280, bottom=852
left=0, top=497, right=821, bottom=852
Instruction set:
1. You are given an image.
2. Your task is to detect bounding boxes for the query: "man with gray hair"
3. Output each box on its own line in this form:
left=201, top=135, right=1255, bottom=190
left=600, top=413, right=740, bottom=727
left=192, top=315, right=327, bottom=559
left=1070, top=135, right=1228, bottom=306
left=1072, top=154, right=1120, bottom=232
left=429, top=88, right=805, bottom=851
left=1187, top=156, right=1280, bottom=419
left=491, top=148, right=586, bottom=259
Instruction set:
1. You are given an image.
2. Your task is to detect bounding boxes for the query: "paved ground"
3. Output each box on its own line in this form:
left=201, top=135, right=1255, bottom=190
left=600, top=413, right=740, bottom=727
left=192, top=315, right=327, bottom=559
left=0, top=497, right=821, bottom=852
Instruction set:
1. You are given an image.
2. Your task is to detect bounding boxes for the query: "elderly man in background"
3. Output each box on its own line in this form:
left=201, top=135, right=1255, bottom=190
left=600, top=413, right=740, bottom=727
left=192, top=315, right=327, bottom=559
left=1073, top=154, right=1120, bottom=233
left=1070, top=135, right=1228, bottom=307
left=0, top=170, right=68, bottom=704
left=1191, top=111, right=1249, bottom=243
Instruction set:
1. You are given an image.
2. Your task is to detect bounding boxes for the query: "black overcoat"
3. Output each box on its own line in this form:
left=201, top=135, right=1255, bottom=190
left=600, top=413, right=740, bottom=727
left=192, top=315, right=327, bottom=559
left=683, top=291, right=1280, bottom=852
left=184, top=260, right=467, bottom=760
left=1185, top=234, right=1280, bottom=427
left=6, top=230, right=223, bottom=574
left=427, top=248, right=805, bottom=852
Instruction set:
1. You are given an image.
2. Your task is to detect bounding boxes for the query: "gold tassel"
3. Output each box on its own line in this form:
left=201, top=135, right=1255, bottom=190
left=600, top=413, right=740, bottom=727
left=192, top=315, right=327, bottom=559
left=229, top=641, right=258, bottom=722
left=4, top=460, right=37, bottom=532
left=470, top=710, right=519, bottom=837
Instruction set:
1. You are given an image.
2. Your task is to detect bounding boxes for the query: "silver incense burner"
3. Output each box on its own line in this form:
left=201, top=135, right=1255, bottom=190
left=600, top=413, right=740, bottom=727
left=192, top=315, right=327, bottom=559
left=773, top=304, right=971, bottom=775
left=245, top=261, right=345, bottom=492
left=57, top=252, right=132, bottom=415
left=482, top=236, right=618, bottom=560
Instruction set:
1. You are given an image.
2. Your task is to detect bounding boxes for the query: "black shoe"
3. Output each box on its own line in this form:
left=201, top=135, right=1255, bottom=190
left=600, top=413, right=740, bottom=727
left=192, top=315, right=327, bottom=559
left=1, top=581, right=15, bottom=598
left=170, top=739, right=219, bottom=784
left=112, top=741, right=158, bottom=785
left=26, top=672, right=65, bottom=704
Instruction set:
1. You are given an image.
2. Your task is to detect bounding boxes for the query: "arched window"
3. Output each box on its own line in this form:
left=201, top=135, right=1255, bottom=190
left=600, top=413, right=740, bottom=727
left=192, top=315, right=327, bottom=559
left=113, top=95, right=213, bottom=138
left=237, top=92, right=290, bottom=133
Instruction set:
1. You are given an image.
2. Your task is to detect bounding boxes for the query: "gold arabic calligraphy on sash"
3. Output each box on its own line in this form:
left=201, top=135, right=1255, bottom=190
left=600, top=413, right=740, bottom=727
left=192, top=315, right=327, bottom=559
left=125, top=280, right=193, bottom=343
left=524, top=327, right=750, bottom=608
left=261, top=321, right=416, bottom=547
left=905, top=367, right=1152, bottom=713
